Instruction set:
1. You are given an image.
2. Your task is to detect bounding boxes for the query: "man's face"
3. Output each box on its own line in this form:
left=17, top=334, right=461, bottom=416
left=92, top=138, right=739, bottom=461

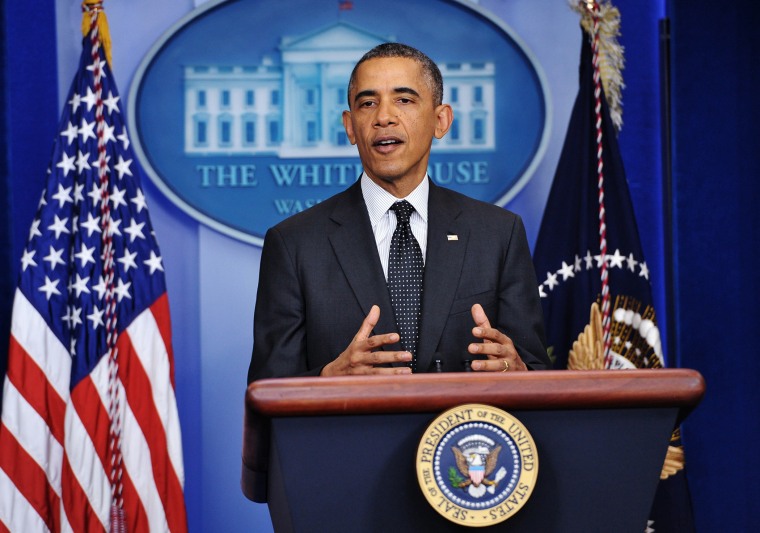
left=342, top=57, right=452, bottom=196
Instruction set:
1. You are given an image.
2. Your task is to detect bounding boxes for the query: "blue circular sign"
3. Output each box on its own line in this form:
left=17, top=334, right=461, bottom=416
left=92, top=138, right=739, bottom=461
left=129, top=0, right=549, bottom=245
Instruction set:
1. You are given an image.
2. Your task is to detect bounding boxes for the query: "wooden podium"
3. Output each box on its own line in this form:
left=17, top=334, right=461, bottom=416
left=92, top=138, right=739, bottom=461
left=242, top=369, right=704, bottom=532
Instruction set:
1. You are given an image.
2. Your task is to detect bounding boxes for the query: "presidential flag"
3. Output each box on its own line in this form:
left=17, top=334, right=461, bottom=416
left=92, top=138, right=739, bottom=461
left=0, top=3, right=187, bottom=532
left=532, top=2, right=695, bottom=531
left=533, top=1, right=662, bottom=372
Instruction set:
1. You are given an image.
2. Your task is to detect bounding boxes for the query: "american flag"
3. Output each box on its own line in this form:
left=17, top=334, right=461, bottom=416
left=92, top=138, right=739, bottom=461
left=0, top=6, right=187, bottom=533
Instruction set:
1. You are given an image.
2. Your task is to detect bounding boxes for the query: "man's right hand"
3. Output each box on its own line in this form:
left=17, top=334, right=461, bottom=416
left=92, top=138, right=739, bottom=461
left=320, top=305, right=413, bottom=376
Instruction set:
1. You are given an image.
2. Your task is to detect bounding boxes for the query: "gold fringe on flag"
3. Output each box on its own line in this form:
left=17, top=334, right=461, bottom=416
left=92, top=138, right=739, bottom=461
left=570, top=303, right=686, bottom=479
left=661, top=429, right=686, bottom=479
left=81, top=0, right=113, bottom=68
left=571, top=0, right=625, bottom=131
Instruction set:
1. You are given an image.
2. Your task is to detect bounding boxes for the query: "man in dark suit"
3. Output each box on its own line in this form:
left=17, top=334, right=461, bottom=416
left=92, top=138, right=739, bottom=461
left=248, top=43, right=549, bottom=382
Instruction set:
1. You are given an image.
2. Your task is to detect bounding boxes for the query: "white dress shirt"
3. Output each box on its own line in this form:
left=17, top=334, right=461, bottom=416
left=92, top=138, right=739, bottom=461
left=360, top=173, right=429, bottom=280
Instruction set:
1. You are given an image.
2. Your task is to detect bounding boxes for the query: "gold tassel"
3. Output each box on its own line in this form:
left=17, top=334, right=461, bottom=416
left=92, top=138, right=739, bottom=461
left=571, top=0, right=625, bottom=131
left=81, top=0, right=113, bottom=68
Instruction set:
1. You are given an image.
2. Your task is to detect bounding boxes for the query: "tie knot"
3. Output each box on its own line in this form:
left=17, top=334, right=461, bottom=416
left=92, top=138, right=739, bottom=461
left=390, top=200, right=414, bottom=226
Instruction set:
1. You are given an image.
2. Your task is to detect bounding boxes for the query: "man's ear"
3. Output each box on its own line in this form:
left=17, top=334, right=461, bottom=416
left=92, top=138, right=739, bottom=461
left=342, top=110, right=357, bottom=145
left=434, top=104, right=454, bottom=139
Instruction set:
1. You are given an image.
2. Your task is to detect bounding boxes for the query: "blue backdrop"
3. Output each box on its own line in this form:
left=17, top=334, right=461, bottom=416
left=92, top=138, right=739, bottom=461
left=667, top=1, right=760, bottom=530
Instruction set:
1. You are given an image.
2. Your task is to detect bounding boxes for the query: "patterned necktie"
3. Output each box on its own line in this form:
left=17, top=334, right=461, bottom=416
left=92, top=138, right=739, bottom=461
left=388, top=200, right=424, bottom=371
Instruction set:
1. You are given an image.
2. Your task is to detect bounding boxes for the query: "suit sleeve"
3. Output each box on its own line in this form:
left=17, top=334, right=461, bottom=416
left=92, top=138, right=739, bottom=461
left=498, top=215, right=551, bottom=370
left=247, top=226, right=323, bottom=383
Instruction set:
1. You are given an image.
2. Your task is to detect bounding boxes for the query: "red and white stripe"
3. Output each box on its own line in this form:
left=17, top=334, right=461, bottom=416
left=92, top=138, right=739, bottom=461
left=0, top=291, right=186, bottom=532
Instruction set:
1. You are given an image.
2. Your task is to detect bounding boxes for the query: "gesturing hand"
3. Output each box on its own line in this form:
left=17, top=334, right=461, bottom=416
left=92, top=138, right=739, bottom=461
left=321, top=305, right=413, bottom=376
left=468, top=303, right=527, bottom=372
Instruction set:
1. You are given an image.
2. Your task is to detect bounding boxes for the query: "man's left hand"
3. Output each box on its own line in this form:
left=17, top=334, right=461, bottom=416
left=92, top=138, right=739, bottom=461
left=468, top=303, right=528, bottom=372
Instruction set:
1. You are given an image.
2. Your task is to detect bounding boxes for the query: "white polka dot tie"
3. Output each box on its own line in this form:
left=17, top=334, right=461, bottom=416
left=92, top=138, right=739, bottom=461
left=388, top=200, right=424, bottom=371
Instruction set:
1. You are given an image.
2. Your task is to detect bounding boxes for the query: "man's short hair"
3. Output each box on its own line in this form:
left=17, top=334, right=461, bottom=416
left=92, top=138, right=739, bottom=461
left=347, top=43, right=444, bottom=108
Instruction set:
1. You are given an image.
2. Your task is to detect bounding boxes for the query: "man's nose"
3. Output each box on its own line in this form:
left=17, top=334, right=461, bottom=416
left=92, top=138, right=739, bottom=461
left=374, top=100, right=397, bottom=127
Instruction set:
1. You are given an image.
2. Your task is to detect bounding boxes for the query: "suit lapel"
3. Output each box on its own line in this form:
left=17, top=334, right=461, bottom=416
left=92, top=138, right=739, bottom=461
left=327, top=182, right=398, bottom=342
left=416, top=183, right=468, bottom=372
left=327, top=180, right=469, bottom=368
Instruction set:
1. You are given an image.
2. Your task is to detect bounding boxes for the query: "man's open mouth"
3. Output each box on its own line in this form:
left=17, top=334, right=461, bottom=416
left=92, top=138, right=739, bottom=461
left=374, top=138, right=402, bottom=146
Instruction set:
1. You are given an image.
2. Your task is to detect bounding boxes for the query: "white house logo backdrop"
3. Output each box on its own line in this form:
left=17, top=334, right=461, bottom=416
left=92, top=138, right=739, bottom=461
left=129, top=0, right=549, bottom=245
left=416, top=404, right=538, bottom=527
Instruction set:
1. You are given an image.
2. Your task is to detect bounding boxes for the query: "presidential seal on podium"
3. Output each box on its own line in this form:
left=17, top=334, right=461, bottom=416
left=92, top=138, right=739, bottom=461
left=416, top=404, right=538, bottom=527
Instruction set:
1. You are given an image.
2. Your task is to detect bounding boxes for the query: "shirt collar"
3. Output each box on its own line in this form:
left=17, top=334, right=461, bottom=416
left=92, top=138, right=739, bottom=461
left=361, top=173, right=429, bottom=228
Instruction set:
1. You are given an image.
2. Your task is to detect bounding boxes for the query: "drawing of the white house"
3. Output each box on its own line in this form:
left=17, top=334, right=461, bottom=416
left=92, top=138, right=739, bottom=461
left=183, top=22, right=495, bottom=157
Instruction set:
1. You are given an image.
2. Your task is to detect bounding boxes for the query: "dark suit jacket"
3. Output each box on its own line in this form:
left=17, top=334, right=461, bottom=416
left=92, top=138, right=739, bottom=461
left=247, top=179, right=549, bottom=382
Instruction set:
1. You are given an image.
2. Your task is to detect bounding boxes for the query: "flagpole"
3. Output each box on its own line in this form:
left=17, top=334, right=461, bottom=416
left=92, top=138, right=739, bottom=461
left=82, top=1, right=127, bottom=530
left=585, top=0, right=614, bottom=365
left=658, top=16, right=677, bottom=367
